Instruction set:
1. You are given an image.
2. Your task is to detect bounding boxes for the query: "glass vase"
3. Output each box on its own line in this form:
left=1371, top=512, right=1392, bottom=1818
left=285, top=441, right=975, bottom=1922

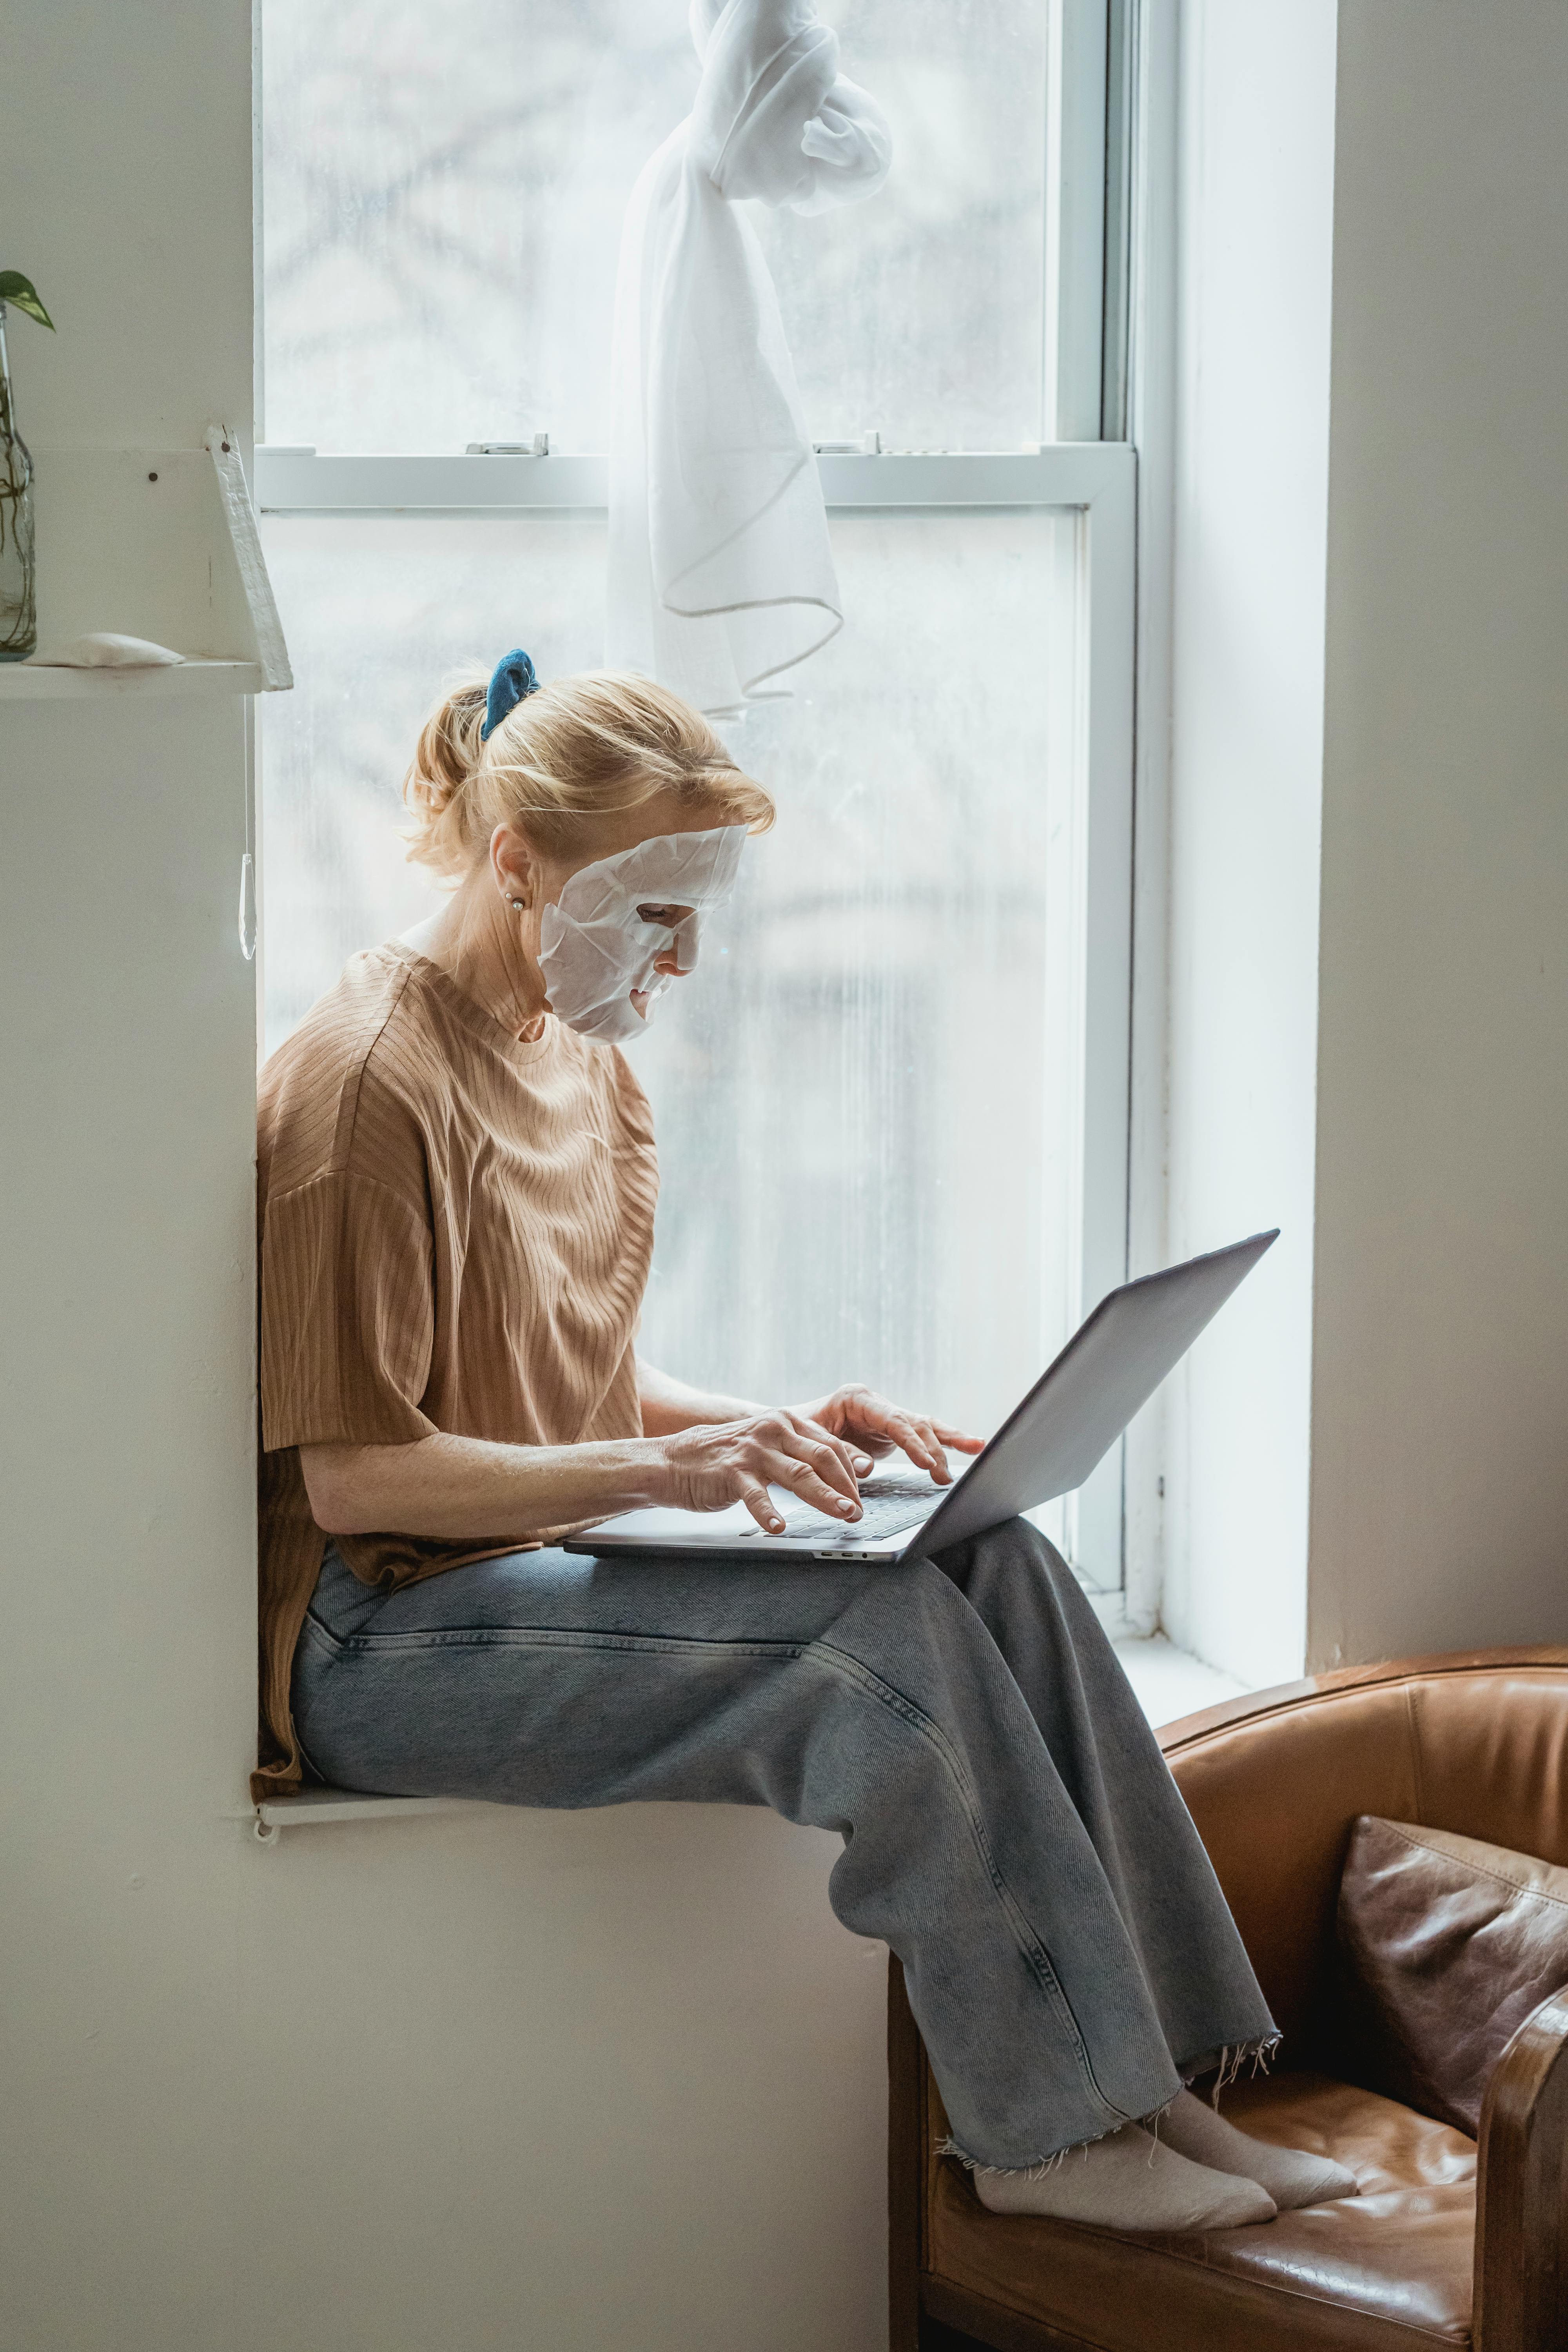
left=0, top=303, right=37, bottom=662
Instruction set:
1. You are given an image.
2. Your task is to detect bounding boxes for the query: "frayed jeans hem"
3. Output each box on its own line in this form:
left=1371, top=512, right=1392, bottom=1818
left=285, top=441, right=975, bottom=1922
left=938, top=2031, right=1283, bottom=2176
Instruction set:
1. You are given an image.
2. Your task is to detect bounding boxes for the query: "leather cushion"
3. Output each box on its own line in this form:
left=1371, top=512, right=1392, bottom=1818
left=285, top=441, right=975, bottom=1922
left=1338, top=1814, right=1568, bottom=2136
left=924, top=2072, right=1475, bottom=2349
left=1164, top=1667, right=1568, bottom=2053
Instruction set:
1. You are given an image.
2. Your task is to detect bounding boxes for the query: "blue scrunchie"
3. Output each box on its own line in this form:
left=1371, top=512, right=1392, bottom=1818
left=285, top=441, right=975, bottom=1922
left=480, top=647, right=540, bottom=740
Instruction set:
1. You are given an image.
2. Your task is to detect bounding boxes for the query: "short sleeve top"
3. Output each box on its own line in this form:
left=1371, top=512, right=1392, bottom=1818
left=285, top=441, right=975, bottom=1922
left=254, top=942, right=658, bottom=1798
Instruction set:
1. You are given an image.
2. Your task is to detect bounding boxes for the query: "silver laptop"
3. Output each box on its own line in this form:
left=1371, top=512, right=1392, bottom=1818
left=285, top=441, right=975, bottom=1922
left=566, top=1229, right=1278, bottom=1566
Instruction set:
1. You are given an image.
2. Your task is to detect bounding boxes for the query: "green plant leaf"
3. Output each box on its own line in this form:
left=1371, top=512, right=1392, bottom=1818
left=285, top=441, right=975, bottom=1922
left=0, top=273, right=55, bottom=330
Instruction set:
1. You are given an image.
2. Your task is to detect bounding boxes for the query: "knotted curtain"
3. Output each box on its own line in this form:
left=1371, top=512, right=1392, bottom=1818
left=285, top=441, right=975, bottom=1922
left=608, top=0, right=891, bottom=717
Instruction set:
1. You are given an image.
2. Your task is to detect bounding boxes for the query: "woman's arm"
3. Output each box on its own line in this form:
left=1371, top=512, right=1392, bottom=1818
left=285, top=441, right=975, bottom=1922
left=637, top=1357, right=781, bottom=1437
left=301, top=1372, right=983, bottom=1544
left=301, top=1429, right=671, bottom=1541
left=299, top=1410, right=869, bottom=1543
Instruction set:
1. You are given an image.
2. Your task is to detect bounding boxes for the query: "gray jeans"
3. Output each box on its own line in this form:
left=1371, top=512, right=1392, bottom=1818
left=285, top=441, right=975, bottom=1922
left=292, top=1519, right=1275, bottom=2169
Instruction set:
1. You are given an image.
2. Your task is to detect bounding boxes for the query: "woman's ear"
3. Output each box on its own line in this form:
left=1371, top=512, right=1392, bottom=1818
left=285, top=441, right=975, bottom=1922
left=490, top=823, right=541, bottom=910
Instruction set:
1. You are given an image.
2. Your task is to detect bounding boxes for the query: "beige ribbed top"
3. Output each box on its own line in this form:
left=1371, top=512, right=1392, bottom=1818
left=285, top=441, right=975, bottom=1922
left=254, top=941, right=658, bottom=1799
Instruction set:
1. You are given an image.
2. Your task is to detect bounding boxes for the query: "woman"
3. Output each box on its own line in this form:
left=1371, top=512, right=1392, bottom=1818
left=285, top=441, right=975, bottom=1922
left=256, top=652, right=1355, bottom=2230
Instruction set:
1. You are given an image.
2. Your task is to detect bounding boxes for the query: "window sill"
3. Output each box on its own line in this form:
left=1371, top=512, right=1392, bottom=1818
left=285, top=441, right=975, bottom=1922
left=252, top=1637, right=1246, bottom=1838
left=1113, top=1635, right=1247, bottom=1730
left=253, top=442, right=1132, bottom=516
left=252, top=1788, right=474, bottom=1841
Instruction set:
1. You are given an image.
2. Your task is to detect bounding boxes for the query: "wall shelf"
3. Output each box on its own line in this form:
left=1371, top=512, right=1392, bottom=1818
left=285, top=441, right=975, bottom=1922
left=10, top=431, right=291, bottom=695
left=0, top=657, right=267, bottom=700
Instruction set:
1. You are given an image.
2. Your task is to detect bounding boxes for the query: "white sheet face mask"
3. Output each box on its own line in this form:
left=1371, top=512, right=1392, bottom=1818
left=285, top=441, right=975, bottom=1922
left=537, top=822, right=747, bottom=1042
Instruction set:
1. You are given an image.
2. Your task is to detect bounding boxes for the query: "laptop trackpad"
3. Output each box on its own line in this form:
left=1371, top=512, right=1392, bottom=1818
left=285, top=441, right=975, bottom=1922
left=586, top=1501, right=764, bottom=1545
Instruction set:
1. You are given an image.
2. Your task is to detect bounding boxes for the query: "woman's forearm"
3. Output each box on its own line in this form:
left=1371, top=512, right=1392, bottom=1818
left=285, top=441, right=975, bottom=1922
left=636, top=1356, right=761, bottom=1436
left=302, top=1397, right=875, bottom=1545
left=298, top=1429, right=668, bottom=1542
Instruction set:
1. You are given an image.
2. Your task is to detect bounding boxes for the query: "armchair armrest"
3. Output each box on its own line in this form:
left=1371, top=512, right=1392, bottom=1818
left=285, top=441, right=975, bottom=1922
left=1475, top=1987, right=1568, bottom=2351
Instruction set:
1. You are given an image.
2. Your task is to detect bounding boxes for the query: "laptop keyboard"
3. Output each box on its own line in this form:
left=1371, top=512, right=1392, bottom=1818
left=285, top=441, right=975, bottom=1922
left=770, top=1474, right=940, bottom=1545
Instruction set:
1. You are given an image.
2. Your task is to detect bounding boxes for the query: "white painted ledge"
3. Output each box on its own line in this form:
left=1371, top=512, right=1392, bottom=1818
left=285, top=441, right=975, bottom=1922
left=1113, top=1634, right=1247, bottom=1728
left=254, top=442, right=1133, bottom=515
left=253, top=1788, right=475, bottom=1841
left=0, top=658, right=267, bottom=699
left=251, top=1638, right=1246, bottom=1837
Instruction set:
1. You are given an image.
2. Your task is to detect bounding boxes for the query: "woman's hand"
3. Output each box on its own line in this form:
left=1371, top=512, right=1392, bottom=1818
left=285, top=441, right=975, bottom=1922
left=792, top=1384, right=984, bottom=1485
left=653, top=1410, right=869, bottom=1534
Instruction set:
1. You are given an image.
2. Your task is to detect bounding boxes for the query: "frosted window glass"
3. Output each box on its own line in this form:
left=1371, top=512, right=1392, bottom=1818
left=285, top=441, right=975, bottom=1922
left=260, top=511, right=1074, bottom=1436
left=261, top=0, right=1046, bottom=454
left=258, top=517, right=606, bottom=1047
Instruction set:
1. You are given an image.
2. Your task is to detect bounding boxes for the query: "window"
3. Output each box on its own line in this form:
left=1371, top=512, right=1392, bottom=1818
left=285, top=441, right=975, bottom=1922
left=256, top=0, right=1138, bottom=1597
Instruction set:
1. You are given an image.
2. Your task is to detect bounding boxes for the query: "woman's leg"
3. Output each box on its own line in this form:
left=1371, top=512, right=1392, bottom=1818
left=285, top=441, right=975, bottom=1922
left=933, top=1519, right=1276, bottom=2086
left=292, top=1524, right=1275, bottom=2174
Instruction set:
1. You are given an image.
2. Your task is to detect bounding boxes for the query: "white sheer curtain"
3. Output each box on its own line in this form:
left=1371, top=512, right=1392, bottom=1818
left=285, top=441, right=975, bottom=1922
left=607, top=0, right=890, bottom=715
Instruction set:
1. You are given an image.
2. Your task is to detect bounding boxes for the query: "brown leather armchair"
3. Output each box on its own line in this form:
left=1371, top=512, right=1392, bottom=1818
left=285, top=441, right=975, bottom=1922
left=888, top=1647, right=1568, bottom=2351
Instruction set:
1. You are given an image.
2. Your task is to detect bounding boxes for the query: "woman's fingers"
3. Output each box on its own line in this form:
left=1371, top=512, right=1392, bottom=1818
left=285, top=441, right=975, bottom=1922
left=669, top=1414, right=863, bottom=1526
left=850, top=1397, right=949, bottom=1478
left=740, top=1483, right=787, bottom=1534
left=739, top=1461, right=856, bottom=1531
left=828, top=1390, right=987, bottom=1479
left=769, top=1447, right=862, bottom=1520
left=900, top=1419, right=951, bottom=1478
left=780, top=1414, right=864, bottom=1498
left=717, top=1416, right=863, bottom=1526
left=673, top=1399, right=985, bottom=1530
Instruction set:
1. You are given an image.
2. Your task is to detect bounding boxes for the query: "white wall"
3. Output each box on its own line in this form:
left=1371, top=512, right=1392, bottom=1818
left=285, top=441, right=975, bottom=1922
left=3, top=3, right=255, bottom=452
left=1307, top=0, right=1568, bottom=1667
left=1161, top=0, right=1568, bottom=1683
left=3, top=693, right=261, bottom=2348
left=1157, top=0, right=1338, bottom=1688
left=0, top=7, right=886, bottom=2348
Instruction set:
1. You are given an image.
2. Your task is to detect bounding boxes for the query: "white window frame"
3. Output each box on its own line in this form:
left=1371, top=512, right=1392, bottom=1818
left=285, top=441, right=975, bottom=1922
left=252, top=0, right=1166, bottom=1615
left=254, top=442, right=1138, bottom=1601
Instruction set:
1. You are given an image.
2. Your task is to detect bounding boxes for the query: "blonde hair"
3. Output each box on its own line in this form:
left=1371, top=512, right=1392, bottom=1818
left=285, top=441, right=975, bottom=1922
left=401, top=667, right=775, bottom=881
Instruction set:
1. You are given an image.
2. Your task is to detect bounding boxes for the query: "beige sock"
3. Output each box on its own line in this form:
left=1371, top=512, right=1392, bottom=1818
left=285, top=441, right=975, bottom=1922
left=1158, top=2089, right=1359, bottom=2210
left=969, top=2122, right=1276, bottom=2232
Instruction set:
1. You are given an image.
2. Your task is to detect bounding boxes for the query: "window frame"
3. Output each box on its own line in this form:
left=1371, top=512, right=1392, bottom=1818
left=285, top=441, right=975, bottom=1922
left=255, top=442, right=1137, bottom=1598
left=252, top=0, right=1159, bottom=1613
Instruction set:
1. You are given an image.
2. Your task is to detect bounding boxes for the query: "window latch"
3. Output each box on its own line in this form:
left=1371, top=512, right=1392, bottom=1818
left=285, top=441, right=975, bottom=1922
left=238, top=851, right=256, bottom=962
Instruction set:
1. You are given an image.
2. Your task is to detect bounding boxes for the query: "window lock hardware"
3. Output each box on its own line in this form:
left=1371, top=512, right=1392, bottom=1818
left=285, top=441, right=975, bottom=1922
left=811, top=431, right=882, bottom=455
left=466, top=434, right=550, bottom=457
left=238, top=851, right=257, bottom=963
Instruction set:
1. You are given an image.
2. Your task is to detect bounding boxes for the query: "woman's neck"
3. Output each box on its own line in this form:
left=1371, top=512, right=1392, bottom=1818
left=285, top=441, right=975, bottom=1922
left=415, top=871, right=550, bottom=1044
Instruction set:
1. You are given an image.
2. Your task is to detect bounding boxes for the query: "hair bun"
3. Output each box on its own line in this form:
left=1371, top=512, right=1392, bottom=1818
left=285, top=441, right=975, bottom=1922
left=401, top=677, right=488, bottom=846
left=402, top=667, right=775, bottom=883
